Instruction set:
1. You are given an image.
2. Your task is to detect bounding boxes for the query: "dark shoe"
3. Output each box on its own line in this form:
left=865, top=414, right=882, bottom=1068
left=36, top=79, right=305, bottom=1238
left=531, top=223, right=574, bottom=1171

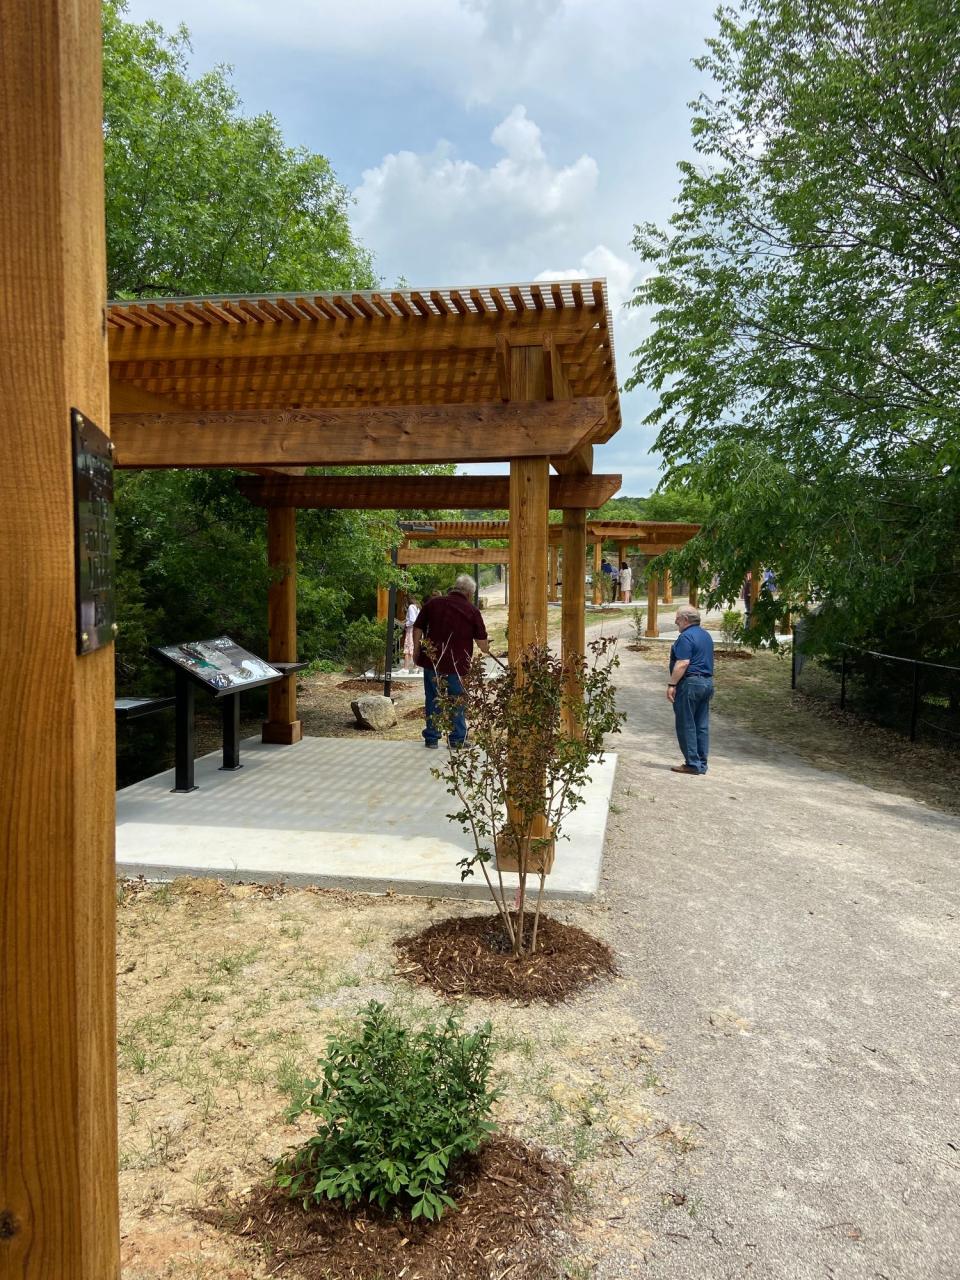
left=670, top=764, right=700, bottom=775
left=424, top=740, right=439, bottom=750
left=448, top=739, right=467, bottom=750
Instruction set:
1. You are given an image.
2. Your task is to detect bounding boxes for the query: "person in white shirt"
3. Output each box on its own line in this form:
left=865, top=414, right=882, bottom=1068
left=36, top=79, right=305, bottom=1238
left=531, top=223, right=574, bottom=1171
left=402, top=597, right=420, bottom=672
left=619, top=561, right=632, bottom=603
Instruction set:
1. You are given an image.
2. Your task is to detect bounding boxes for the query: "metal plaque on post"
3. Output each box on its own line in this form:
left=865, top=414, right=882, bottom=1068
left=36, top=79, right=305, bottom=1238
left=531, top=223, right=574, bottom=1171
left=71, top=408, right=116, bottom=655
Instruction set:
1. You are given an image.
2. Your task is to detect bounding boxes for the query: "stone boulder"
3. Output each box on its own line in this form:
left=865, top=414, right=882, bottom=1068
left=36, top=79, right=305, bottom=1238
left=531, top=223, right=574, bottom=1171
left=351, top=694, right=398, bottom=731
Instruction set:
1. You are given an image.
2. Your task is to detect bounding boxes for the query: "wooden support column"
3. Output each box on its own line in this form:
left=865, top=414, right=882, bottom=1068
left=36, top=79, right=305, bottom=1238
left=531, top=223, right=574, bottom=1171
left=593, top=541, right=603, bottom=606
left=662, top=569, right=673, bottom=604
left=507, top=347, right=550, bottom=660
left=688, top=579, right=699, bottom=608
left=548, top=543, right=559, bottom=603
left=646, top=572, right=660, bottom=637
left=262, top=507, right=302, bottom=744
left=1, top=2, right=120, bottom=1275
left=508, top=459, right=550, bottom=658
left=376, top=583, right=390, bottom=623
left=561, top=509, right=587, bottom=736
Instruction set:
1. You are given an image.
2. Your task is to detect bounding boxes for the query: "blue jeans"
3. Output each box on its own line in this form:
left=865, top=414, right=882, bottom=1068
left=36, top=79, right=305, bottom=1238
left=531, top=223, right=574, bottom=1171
left=423, top=669, right=467, bottom=746
left=673, top=676, right=714, bottom=773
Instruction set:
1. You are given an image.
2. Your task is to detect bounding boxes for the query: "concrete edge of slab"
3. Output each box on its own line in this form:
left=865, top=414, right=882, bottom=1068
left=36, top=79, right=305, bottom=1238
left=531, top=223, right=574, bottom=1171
left=115, top=860, right=600, bottom=902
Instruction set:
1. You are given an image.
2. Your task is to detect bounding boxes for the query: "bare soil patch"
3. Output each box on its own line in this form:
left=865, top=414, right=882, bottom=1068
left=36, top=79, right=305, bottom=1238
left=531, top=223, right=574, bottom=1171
left=201, top=1136, right=571, bottom=1280
left=395, top=913, right=617, bottom=1004
left=713, top=648, right=754, bottom=661
left=297, top=673, right=423, bottom=742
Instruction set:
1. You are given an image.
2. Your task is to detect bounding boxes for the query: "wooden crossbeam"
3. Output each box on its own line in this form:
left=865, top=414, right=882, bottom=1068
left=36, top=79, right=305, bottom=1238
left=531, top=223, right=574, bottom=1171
left=235, top=473, right=622, bottom=511
left=108, top=309, right=599, bottom=364
left=111, top=399, right=606, bottom=469
left=397, top=545, right=510, bottom=565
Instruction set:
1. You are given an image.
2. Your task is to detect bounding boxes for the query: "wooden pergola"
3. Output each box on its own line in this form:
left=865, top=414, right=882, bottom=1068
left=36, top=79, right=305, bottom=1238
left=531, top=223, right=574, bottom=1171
left=1, top=9, right=623, bottom=1266
left=391, top=518, right=701, bottom=635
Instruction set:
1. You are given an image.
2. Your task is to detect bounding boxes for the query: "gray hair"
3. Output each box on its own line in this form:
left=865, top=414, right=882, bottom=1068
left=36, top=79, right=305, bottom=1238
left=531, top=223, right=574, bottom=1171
left=453, top=573, right=477, bottom=598
left=676, top=604, right=701, bottom=625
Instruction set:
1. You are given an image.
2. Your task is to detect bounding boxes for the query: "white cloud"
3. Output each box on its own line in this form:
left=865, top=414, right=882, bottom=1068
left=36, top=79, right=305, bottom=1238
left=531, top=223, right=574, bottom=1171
left=354, top=106, right=599, bottom=283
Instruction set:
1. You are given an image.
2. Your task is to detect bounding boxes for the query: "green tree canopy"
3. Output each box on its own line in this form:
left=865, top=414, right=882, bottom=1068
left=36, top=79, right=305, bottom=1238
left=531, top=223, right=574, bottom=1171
left=103, top=0, right=375, bottom=297
left=628, top=0, right=960, bottom=656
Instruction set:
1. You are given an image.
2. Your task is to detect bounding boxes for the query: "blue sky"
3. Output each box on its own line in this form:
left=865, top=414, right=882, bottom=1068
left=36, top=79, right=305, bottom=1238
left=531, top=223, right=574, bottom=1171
left=124, top=0, right=719, bottom=495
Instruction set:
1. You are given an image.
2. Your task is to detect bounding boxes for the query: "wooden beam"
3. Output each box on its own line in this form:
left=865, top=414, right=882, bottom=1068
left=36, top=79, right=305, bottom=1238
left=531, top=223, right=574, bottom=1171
left=108, top=308, right=599, bottom=364
left=109, top=377, right=184, bottom=413
left=1, top=1, right=120, bottom=1275
left=235, top=473, right=622, bottom=510
left=262, top=508, right=302, bottom=745
left=112, top=399, right=607, bottom=468
left=593, top=541, right=603, bottom=606
left=397, top=545, right=510, bottom=565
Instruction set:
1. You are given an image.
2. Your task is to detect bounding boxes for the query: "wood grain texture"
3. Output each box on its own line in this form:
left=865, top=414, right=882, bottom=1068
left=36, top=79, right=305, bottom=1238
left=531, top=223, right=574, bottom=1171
left=0, top=3, right=119, bottom=1276
left=646, top=573, right=660, bottom=638
left=235, top=473, right=621, bottom=511
left=397, top=546, right=510, bottom=565
left=111, top=400, right=606, bottom=468
left=661, top=570, right=673, bottom=605
left=561, top=508, right=587, bottom=737
left=593, top=542, right=603, bottom=606
left=263, top=508, right=301, bottom=741
left=507, top=349, right=550, bottom=660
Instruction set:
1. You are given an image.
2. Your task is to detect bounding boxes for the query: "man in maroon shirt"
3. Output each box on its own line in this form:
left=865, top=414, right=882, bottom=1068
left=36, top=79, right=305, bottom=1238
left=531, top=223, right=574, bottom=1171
left=412, top=574, right=490, bottom=748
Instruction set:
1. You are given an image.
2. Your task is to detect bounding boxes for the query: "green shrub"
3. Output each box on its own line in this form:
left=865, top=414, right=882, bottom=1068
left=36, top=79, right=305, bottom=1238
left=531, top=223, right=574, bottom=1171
left=630, top=608, right=645, bottom=646
left=720, top=610, right=743, bottom=648
left=276, top=1002, right=498, bottom=1221
left=343, top=617, right=386, bottom=674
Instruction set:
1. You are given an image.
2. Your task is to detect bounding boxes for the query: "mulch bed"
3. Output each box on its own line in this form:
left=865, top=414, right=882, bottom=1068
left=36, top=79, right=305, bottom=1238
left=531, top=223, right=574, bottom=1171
left=337, top=678, right=396, bottom=692
left=714, top=649, right=754, bottom=661
left=395, top=913, right=617, bottom=1004
left=199, top=1137, right=571, bottom=1280
left=405, top=705, right=426, bottom=719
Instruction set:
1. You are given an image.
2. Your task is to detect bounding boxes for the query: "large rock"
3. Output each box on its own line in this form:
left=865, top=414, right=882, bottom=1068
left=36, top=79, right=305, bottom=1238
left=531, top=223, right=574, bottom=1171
left=351, top=694, right=398, bottom=731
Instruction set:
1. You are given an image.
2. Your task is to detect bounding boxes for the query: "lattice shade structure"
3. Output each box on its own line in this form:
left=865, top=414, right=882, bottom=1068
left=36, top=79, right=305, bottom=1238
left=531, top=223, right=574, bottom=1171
left=107, top=280, right=621, bottom=469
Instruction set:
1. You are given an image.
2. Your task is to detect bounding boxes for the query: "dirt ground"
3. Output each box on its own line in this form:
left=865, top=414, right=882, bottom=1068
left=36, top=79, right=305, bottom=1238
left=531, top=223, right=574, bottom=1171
left=116, top=880, right=684, bottom=1279
left=635, top=642, right=960, bottom=816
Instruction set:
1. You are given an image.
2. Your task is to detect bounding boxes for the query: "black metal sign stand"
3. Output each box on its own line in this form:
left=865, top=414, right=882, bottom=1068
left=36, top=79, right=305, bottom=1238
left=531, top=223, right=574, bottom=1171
left=172, top=670, right=198, bottom=793
left=220, top=693, right=242, bottom=771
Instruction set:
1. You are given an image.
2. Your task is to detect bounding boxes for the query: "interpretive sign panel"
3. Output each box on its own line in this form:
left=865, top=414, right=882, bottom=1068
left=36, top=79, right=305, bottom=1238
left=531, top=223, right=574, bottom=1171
left=154, top=636, right=281, bottom=695
left=72, top=408, right=116, bottom=655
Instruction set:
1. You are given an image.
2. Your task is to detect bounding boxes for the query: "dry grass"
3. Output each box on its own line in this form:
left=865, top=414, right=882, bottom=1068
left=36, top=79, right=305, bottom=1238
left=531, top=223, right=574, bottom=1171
left=116, top=880, right=686, bottom=1279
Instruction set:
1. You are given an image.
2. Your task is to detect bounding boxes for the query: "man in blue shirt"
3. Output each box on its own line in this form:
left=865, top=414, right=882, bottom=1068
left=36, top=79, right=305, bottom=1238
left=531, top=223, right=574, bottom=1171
left=667, top=604, right=715, bottom=775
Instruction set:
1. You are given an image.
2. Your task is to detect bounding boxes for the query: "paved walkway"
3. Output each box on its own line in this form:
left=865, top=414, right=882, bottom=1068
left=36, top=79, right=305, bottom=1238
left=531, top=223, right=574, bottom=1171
left=598, top=638, right=960, bottom=1278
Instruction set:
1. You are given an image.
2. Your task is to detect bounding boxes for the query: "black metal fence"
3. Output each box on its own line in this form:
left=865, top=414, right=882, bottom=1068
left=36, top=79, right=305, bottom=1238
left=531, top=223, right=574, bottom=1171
left=792, top=635, right=960, bottom=747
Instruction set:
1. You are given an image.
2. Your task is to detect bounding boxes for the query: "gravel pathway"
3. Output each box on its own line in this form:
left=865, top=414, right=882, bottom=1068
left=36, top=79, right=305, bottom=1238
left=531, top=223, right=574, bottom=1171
left=595, top=637, right=960, bottom=1279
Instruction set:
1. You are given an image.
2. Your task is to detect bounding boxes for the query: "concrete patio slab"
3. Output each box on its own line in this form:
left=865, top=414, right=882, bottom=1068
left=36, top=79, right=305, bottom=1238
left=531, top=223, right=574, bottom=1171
left=116, top=737, right=616, bottom=901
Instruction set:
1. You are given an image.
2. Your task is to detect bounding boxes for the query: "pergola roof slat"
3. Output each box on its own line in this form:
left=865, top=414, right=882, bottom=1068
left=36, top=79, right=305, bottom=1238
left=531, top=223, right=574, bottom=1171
left=235, top=472, right=622, bottom=510
left=107, top=279, right=623, bottom=453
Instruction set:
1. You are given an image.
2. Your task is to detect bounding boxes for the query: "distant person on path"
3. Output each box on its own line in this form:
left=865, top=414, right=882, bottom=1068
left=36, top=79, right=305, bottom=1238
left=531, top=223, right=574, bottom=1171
left=402, top=595, right=419, bottom=672
left=413, top=574, right=490, bottom=749
left=667, top=603, right=715, bottom=775
left=619, top=561, right=632, bottom=604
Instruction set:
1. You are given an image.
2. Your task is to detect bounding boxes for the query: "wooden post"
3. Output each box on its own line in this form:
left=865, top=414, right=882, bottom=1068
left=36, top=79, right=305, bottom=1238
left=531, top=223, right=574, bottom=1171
left=548, top=543, right=559, bottom=603
left=376, top=582, right=389, bottom=623
left=645, top=571, right=660, bottom=638
left=507, top=348, right=550, bottom=661
left=508, top=459, right=549, bottom=658
left=662, top=569, right=673, bottom=604
left=592, top=540, right=603, bottom=606
left=749, top=562, right=761, bottom=629
left=1, top=2, right=120, bottom=1275
left=561, top=509, right=587, bottom=736
left=262, top=506, right=302, bottom=744
left=688, top=579, right=699, bottom=608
